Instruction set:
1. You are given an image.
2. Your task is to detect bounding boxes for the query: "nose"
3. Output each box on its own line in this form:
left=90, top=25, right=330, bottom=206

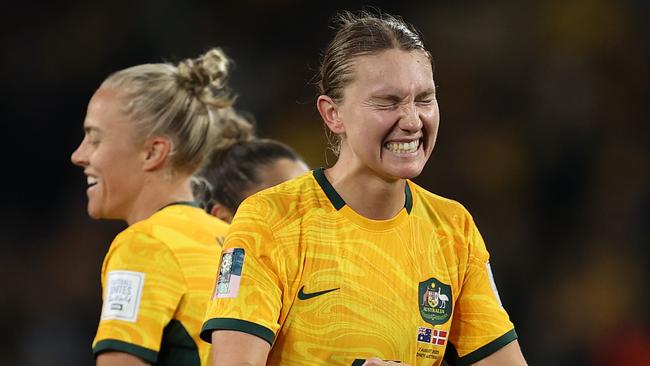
left=398, top=103, right=422, bottom=132
left=71, top=140, right=88, bottom=167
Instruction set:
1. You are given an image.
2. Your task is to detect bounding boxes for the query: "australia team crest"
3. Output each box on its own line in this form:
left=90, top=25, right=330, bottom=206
left=418, top=277, right=452, bottom=325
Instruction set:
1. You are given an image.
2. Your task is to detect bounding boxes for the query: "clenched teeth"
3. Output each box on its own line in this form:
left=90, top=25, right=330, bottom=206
left=384, top=140, right=420, bottom=154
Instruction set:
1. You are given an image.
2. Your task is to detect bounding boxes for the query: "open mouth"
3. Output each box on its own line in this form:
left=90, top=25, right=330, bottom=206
left=384, top=139, right=421, bottom=154
left=87, top=176, right=98, bottom=187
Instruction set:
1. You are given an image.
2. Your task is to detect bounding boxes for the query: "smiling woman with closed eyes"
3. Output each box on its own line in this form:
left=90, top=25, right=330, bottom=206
left=200, top=9, right=527, bottom=366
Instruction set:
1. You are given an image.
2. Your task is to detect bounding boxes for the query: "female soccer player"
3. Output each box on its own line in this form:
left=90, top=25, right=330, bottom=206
left=71, top=48, right=246, bottom=366
left=201, top=10, right=528, bottom=366
left=193, top=130, right=309, bottom=223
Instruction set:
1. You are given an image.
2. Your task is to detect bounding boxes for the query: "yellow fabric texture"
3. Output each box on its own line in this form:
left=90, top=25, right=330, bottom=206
left=93, top=204, right=228, bottom=365
left=203, top=172, right=514, bottom=365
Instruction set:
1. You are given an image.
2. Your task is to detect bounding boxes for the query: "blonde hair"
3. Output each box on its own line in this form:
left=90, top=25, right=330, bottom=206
left=102, top=48, right=246, bottom=174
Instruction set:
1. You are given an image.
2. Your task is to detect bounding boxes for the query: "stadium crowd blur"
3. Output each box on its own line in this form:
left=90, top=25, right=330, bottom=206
left=1, top=1, right=647, bottom=365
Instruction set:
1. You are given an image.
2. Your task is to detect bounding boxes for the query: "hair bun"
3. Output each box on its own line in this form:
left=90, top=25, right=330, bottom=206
left=177, top=48, right=234, bottom=108
left=211, top=108, right=255, bottom=153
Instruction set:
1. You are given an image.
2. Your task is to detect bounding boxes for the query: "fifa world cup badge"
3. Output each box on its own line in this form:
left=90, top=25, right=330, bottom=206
left=214, top=248, right=245, bottom=298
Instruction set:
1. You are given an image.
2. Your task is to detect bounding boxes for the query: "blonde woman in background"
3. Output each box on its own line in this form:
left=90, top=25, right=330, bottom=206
left=71, top=48, right=251, bottom=366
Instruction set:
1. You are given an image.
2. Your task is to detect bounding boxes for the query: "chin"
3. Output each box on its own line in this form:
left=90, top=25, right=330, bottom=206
left=390, top=161, right=426, bottom=180
left=87, top=206, right=103, bottom=220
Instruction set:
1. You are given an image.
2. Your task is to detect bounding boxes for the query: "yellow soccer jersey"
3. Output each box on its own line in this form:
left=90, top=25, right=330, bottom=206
left=201, top=169, right=516, bottom=366
left=93, top=202, right=228, bottom=365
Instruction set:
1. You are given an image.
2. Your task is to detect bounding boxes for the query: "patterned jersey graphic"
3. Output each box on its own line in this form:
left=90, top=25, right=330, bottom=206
left=93, top=203, right=228, bottom=365
left=202, top=170, right=515, bottom=365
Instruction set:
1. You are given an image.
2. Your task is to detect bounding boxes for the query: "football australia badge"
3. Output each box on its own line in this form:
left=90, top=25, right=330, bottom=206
left=418, top=278, right=452, bottom=325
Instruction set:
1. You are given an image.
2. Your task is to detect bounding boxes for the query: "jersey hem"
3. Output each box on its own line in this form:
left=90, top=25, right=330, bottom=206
left=200, top=317, right=275, bottom=346
left=444, top=328, right=518, bottom=365
left=93, top=339, right=158, bottom=363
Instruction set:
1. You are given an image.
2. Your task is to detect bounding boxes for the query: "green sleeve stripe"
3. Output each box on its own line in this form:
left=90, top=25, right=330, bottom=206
left=93, top=339, right=158, bottom=363
left=200, top=318, right=275, bottom=346
left=444, top=329, right=518, bottom=366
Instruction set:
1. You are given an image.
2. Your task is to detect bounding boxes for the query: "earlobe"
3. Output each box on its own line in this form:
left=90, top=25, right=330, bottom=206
left=210, top=203, right=234, bottom=223
left=143, top=137, right=172, bottom=171
left=316, top=95, right=345, bottom=134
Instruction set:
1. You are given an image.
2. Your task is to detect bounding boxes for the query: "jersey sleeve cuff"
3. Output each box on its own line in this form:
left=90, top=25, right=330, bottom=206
left=93, top=339, right=158, bottom=363
left=200, top=317, right=275, bottom=346
left=444, top=328, right=518, bottom=366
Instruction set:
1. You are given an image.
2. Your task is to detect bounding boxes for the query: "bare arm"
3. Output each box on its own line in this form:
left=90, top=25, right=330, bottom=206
left=471, top=340, right=527, bottom=366
left=211, top=330, right=271, bottom=366
left=96, top=352, right=149, bottom=366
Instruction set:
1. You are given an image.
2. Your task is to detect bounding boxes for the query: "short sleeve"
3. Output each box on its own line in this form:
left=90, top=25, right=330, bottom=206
left=201, top=196, right=283, bottom=346
left=445, top=218, right=517, bottom=365
left=92, top=230, right=186, bottom=363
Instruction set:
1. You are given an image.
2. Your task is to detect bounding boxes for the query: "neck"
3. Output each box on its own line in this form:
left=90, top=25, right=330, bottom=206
left=125, top=174, right=194, bottom=225
left=325, top=164, right=406, bottom=220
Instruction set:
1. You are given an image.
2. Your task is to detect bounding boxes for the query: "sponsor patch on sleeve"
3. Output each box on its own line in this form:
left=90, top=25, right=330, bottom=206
left=486, top=261, right=503, bottom=307
left=101, top=270, right=145, bottom=322
left=214, top=248, right=245, bottom=298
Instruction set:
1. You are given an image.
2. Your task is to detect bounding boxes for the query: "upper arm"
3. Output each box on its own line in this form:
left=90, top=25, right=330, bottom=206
left=200, top=199, right=285, bottom=345
left=96, top=352, right=150, bottom=366
left=211, top=330, right=271, bottom=366
left=446, top=214, right=519, bottom=364
left=471, top=340, right=527, bottom=366
left=93, top=232, right=186, bottom=361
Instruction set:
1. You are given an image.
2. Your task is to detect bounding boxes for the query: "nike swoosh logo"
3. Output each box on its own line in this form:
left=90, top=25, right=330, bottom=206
left=297, top=285, right=339, bottom=300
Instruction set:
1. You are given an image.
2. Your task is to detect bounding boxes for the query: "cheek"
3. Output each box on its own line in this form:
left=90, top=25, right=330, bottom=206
left=422, top=108, right=440, bottom=130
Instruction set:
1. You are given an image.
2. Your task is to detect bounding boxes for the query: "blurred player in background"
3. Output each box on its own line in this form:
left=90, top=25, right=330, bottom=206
left=201, top=9, right=527, bottom=366
left=71, top=48, right=250, bottom=366
left=192, top=117, right=309, bottom=223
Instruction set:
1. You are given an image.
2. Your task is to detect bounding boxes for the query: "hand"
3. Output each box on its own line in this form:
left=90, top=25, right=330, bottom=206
left=362, top=358, right=408, bottom=366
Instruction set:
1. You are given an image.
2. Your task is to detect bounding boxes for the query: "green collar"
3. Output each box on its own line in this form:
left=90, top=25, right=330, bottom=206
left=312, top=167, right=412, bottom=213
left=158, top=201, right=201, bottom=211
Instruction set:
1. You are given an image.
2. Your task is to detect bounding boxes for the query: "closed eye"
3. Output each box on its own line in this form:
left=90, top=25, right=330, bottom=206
left=416, top=99, right=434, bottom=105
left=376, top=103, right=399, bottom=110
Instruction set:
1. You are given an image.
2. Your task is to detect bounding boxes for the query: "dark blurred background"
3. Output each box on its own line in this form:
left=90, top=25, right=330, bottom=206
left=1, top=0, right=648, bottom=365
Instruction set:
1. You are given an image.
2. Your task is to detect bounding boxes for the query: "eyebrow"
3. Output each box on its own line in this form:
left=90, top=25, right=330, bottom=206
left=371, top=88, right=436, bottom=102
left=83, top=126, right=102, bottom=134
left=371, top=94, right=403, bottom=103
left=416, top=88, right=436, bottom=99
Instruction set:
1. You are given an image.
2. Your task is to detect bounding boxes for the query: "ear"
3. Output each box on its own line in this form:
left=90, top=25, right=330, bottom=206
left=210, top=202, right=234, bottom=223
left=142, top=136, right=172, bottom=172
left=316, top=95, right=345, bottom=135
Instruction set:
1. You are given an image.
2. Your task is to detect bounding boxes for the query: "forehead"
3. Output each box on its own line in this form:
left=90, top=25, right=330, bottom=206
left=346, top=49, right=434, bottom=96
left=83, top=87, right=133, bottom=133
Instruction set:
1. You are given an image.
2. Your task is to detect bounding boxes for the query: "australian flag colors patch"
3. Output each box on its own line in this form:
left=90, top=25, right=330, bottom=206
left=417, top=326, right=447, bottom=346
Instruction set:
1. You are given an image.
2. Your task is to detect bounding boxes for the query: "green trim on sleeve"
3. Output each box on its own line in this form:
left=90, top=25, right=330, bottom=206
left=444, top=329, right=518, bottom=366
left=200, top=318, right=276, bottom=346
left=93, top=339, right=158, bottom=363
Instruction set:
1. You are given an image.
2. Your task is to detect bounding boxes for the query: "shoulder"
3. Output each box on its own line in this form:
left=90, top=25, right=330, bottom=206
left=236, top=171, right=329, bottom=228
left=114, top=205, right=227, bottom=253
left=408, top=180, right=473, bottom=222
